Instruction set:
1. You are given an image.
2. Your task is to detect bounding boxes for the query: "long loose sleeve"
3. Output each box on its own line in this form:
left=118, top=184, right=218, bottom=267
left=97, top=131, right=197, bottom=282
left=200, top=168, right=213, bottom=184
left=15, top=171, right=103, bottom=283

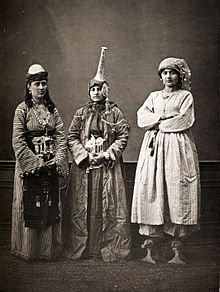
left=12, top=103, right=42, bottom=175
left=131, top=89, right=200, bottom=227
left=159, top=92, right=195, bottom=132
left=11, top=101, right=66, bottom=260
left=53, top=108, right=69, bottom=176
left=104, top=107, right=129, bottom=162
left=64, top=101, right=131, bottom=262
left=137, top=93, right=161, bottom=129
left=67, top=108, right=89, bottom=166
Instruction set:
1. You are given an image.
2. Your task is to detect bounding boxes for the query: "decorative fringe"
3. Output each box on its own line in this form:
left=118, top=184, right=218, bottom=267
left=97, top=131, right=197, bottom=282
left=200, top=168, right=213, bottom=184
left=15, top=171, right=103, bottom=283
left=148, top=131, right=159, bottom=157
left=148, top=137, right=154, bottom=149
left=105, top=97, right=110, bottom=113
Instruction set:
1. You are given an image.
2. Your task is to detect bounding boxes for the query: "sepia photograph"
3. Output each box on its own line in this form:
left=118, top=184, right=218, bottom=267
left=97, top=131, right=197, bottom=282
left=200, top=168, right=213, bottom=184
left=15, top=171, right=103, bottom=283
left=0, top=0, right=219, bottom=291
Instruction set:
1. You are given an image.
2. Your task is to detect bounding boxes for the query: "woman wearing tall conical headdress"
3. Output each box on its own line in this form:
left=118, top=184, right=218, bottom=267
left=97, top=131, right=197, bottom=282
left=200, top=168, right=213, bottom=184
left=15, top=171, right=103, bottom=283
left=131, top=57, right=200, bottom=264
left=63, top=47, right=131, bottom=262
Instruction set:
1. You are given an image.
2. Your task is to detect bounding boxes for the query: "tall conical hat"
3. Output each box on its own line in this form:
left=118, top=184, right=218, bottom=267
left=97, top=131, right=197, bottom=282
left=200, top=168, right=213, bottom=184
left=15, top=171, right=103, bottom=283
left=89, top=47, right=109, bottom=99
left=94, top=46, right=107, bottom=82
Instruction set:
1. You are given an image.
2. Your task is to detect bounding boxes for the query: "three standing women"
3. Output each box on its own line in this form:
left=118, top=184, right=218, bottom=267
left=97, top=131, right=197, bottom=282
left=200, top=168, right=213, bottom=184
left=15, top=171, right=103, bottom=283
left=12, top=55, right=200, bottom=264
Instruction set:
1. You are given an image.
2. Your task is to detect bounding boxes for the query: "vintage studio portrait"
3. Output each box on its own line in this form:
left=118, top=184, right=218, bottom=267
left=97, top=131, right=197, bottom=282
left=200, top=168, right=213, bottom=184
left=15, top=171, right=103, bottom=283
left=0, top=1, right=219, bottom=291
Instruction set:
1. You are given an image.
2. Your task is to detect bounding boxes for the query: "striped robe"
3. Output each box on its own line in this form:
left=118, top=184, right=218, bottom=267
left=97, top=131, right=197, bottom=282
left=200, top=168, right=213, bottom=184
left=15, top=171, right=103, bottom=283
left=11, top=101, right=69, bottom=260
left=131, top=90, right=200, bottom=237
left=63, top=102, right=131, bottom=262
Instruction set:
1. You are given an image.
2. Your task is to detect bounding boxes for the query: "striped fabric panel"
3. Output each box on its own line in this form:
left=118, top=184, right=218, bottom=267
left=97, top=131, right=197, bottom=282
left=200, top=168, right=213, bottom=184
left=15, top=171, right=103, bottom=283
left=12, top=102, right=69, bottom=177
left=12, top=103, right=41, bottom=175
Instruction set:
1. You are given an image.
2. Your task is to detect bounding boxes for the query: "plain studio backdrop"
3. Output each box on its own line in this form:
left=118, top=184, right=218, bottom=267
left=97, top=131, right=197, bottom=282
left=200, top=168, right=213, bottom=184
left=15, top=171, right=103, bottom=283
left=0, top=2, right=219, bottom=291
left=0, top=0, right=219, bottom=162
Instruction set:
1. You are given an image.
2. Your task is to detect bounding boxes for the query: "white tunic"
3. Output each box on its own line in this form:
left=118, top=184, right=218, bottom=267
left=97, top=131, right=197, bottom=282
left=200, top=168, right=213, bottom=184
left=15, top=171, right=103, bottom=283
left=131, top=90, right=200, bottom=226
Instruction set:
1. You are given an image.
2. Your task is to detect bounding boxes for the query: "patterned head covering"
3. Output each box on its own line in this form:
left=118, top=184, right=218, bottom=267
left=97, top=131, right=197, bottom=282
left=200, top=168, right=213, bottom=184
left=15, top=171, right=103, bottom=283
left=158, top=57, right=191, bottom=90
left=88, top=47, right=109, bottom=98
left=88, top=47, right=111, bottom=112
left=26, top=64, right=48, bottom=84
left=88, top=79, right=109, bottom=99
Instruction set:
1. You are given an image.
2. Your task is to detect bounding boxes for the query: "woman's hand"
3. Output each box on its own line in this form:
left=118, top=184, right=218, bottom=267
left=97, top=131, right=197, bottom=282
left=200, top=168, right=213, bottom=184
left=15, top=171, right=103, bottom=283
left=39, top=157, right=45, bottom=169
left=151, top=123, right=160, bottom=130
left=89, top=153, right=106, bottom=166
left=88, top=153, right=96, bottom=166
left=58, top=176, right=68, bottom=189
left=94, top=153, right=106, bottom=165
left=160, top=114, right=174, bottom=120
left=44, top=158, right=56, bottom=169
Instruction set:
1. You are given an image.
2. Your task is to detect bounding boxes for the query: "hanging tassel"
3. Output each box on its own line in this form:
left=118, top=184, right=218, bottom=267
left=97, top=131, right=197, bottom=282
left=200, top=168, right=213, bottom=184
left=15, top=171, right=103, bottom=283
left=149, top=137, right=154, bottom=149
left=149, top=131, right=158, bottom=157
left=105, top=97, right=110, bottom=113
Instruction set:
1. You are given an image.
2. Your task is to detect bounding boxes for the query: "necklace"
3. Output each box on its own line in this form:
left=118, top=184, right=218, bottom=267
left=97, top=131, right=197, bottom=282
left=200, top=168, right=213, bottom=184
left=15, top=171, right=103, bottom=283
left=32, top=106, right=51, bottom=128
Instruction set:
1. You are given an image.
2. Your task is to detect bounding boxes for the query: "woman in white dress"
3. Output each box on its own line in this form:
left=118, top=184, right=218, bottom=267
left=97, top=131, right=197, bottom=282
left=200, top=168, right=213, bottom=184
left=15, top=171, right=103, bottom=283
left=131, top=57, right=200, bottom=264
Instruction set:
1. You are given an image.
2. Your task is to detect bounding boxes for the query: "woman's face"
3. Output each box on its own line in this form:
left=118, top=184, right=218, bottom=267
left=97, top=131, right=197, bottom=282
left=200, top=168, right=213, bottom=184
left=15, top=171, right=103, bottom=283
left=28, top=80, right=48, bottom=100
left=161, top=69, right=179, bottom=88
left=90, top=85, right=105, bottom=102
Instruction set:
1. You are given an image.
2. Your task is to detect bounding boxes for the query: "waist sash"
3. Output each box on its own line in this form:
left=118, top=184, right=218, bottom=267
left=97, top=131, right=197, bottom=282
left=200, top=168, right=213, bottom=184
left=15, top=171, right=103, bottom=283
left=25, top=130, right=55, bottom=157
left=24, top=130, right=59, bottom=228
